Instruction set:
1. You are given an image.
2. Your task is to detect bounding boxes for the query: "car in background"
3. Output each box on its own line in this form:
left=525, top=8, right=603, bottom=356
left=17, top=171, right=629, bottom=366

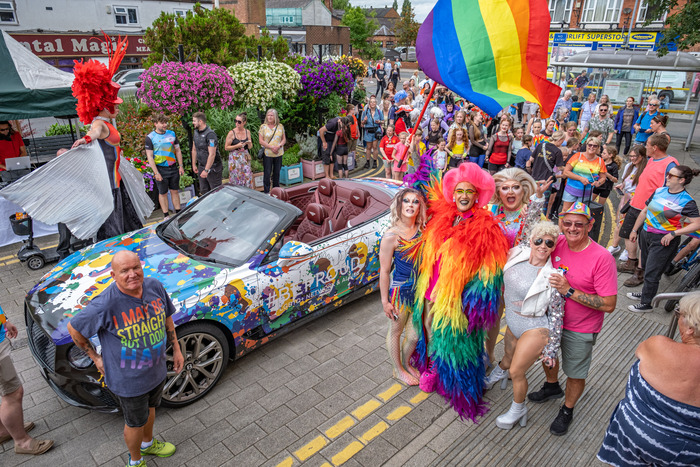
left=24, top=179, right=400, bottom=411
left=114, top=68, right=144, bottom=97
left=383, top=46, right=416, bottom=62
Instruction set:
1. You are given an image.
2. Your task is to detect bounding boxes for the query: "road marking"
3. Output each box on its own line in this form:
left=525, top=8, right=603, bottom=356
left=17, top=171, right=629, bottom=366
left=387, top=405, right=412, bottom=421
left=377, top=383, right=402, bottom=402
left=359, top=421, right=389, bottom=443
left=277, top=457, right=294, bottom=467
left=351, top=399, right=381, bottom=420
left=331, top=440, right=364, bottom=466
left=410, top=391, right=430, bottom=404
left=293, top=435, right=328, bottom=462
left=325, top=416, right=354, bottom=439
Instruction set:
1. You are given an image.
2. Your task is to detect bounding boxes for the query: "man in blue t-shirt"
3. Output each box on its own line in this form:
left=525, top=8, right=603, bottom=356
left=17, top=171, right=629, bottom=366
left=145, top=113, right=184, bottom=220
left=634, top=98, right=661, bottom=144
left=68, top=251, right=184, bottom=467
left=0, top=306, right=54, bottom=455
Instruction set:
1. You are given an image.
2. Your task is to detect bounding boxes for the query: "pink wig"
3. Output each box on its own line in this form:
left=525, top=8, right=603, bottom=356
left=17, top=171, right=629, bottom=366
left=442, top=162, right=495, bottom=209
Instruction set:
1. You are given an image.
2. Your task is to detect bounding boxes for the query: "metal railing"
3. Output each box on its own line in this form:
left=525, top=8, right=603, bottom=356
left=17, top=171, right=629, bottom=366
left=651, top=292, right=687, bottom=338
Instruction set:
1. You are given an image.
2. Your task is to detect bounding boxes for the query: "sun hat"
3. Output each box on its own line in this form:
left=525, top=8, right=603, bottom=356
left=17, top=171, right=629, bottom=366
left=561, top=202, right=592, bottom=220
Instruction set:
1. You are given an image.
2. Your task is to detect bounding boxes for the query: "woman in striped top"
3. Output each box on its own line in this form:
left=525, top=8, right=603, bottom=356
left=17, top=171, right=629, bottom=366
left=597, top=292, right=700, bottom=466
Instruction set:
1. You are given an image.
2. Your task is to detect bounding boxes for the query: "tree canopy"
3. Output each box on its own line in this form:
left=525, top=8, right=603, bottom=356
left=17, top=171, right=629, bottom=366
left=394, top=0, right=419, bottom=50
left=644, top=0, right=700, bottom=55
left=392, top=0, right=399, bottom=11
left=333, top=0, right=352, bottom=11
left=342, top=6, right=382, bottom=59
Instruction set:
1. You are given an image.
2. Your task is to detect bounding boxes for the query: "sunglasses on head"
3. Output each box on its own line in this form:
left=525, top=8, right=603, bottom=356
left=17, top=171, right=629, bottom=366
left=533, top=238, right=555, bottom=248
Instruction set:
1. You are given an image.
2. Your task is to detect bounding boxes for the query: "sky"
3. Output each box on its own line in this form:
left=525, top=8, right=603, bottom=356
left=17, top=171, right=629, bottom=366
left=351, top=0, right=433, bottom=22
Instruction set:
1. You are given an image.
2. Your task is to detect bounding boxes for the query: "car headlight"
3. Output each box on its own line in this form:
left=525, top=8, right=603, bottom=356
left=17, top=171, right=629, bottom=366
left=67, top=345, right=93, bottom=369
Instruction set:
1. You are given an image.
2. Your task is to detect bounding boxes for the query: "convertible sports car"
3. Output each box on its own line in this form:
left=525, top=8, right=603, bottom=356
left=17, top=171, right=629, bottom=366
left=24, top=178, right=400, bottom=410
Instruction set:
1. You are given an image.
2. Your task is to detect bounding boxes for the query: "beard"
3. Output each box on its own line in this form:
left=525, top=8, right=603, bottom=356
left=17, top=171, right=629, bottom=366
left=0, top=133, right=12, bottom=141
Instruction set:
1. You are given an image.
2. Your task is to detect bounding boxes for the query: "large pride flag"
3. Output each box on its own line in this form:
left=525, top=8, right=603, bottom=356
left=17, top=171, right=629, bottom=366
left=417, top=0, right=561, bottom=117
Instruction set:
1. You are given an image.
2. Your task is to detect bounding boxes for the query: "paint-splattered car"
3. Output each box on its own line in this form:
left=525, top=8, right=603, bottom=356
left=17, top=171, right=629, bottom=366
left=24, top=178, right=399, bottom=410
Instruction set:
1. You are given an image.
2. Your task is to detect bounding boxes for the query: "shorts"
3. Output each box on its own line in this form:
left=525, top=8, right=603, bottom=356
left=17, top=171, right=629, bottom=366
left=155, top=164, right=180, bottom=195
left=117, top=378, right=167, bottom=428
left=393, top=159, right=408, bottom=173
left=335, top=145, right=348, bottom=157
left=619, top=206, right=642, bottom=239
left=561, top=329, right=598, bottom=379
left=0, top=339, right=21, bottom=396
left=348, top=139, right=358, bottom=153
left=523, top=103, right=539, bottom=115
left=488, top=162, right=506, bottom=172
left=363, top=127, right=380, bottom=143
left=322, top=146, right=334, bottom=165
left=593, top=187, right=611, bottom=198
left=562, top=190, right=584, bottom=204
left=448, top=157, right=464, bottom=168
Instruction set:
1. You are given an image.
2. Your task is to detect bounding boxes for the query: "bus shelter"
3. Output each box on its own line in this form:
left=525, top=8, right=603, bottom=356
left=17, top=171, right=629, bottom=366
left=550, top=49, right=700, bottom=150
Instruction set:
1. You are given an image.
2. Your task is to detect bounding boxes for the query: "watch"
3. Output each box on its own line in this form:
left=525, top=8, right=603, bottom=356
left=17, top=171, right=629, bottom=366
left=671, top=231, right=677, bottom=237
left=564, top=287, right=575, bottom=298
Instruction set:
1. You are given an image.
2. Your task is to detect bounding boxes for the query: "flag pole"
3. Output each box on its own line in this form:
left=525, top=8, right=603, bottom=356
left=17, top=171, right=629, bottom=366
left=396, top=81, right=438, bottom=168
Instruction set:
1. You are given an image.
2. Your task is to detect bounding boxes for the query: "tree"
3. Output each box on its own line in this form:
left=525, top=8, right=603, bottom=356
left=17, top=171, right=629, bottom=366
left=243, top=29, right=289, bottom=60
left=401, top=0, right=411, bottom=16
left=342, top=6, right=382, bottom=59
left=333, top=0, right=352, bottom=10
left=392, top=0, right=399, bottom=11
left=143, top=3, right=247, bottom=68
left=643, top=0, right=700, bottom=55
left=394, top=0, right=420, bottom=56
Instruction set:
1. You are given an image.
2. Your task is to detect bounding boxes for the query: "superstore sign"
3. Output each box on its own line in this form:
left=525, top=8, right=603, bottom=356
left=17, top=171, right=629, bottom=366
left=549, top=31, right=659, bottom=50
left=8, top=33, right=151, bottom=57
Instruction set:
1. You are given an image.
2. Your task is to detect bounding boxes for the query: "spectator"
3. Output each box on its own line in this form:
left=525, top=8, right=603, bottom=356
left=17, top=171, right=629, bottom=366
left=67, top=251, right=184, bottom=466
left=553, top=91, right=573, bottom=119
left=585, top=103, right=614, bottom=145
left=515, top=135, right=534, bottom=169
left=614, top=96, right=639, bottom=155
left=578, top=92, right=598, bottom=132
left=361, top=95, right=383, bottom=169
left=659, top=92, right=670, bottom=110
left=618, top=135, right=678, bottom=286
left=563, top=122, right=580, bottom=147
left=0, top=121, right=26, bottom=171
left=574, top=71, right=589, bottom=98
left=597, top=292, right=700, bottom=466
left=379, top=125, right=399, bottom=179
left=608, top=145, right=647, bottom=256
left=526, top=131, right=565, bottom=207
left=511, top=127, right=524, bottom=166
left=319, top=114, right=343, bottom=180
left=259, top=109, right=286, bottom=193
left=191, top=112, right=223, bottom=195
left=650, top=114, right=671, bottom=144
left=0, top=304, right=54, bottom=455
left=224, top=112, right=253, bottom=188
left=561, top=137, right=607, bottom=211
left=389, top=63, right=400, bottom=89
left=468, top=112, right=488, bottom=167
left=634, top=97, right=661, bottom=144
left=345, top=104, right=360, bottom=171
left=569, top=96, right=582, bottom=124
left=529, top=202, right=617, bottom=436
left=592, top=145, right=621, bottom=205
left=522, top=101, right=539, bottom=126
left=330, top=116, right=352, bottom=179
left=145, top=113, right=184, bottom=218
left=375, top=60, right=386, bottom=98
left=627, top=165, right=700, bottom=312
left=485, top=119, right=513, bottom=174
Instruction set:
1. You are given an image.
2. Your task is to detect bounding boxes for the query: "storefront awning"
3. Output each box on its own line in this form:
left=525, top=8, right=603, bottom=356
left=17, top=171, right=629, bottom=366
left=551, top=49, right=700, bottom=72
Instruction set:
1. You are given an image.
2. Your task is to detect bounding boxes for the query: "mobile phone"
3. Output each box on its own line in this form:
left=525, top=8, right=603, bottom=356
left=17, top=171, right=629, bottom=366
left=615, top=187, right=624, bottom=196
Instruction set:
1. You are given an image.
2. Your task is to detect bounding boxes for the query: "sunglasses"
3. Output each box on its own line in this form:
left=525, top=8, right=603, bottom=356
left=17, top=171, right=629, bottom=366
left=561, top=220, right=589, bottom=229
left=402, top=198, right=420, bottom=205
left=235, top=119, right=243, bottom=124
left=649, top=104, right=659, bottom=107
left=666, top=173, right=681, bottom=179
left=0, top=128, right=9, bottom=132
left=599, top=109, right=608, bottom=112
left=454, top=189, right=477, bottom=196
left=533, top=238, right=555, bottom=248
left=587, top=144, right=599, bottom=148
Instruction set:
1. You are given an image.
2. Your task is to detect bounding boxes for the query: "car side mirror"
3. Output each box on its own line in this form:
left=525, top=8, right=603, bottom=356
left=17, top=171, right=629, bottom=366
left=277, top=241, right=313, bottom=267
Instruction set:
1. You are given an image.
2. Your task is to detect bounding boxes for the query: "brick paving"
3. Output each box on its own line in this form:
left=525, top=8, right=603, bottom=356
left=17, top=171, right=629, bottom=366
left=0, top=139, right=697, bottom=466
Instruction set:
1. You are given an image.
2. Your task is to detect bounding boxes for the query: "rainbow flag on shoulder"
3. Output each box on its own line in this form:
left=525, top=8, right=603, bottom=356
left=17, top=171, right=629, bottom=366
left=417, top=0, right=561, bottom=117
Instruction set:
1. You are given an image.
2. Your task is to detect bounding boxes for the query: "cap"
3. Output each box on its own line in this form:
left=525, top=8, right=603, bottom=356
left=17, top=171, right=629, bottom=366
left=561, top=202, right=592, bottom=219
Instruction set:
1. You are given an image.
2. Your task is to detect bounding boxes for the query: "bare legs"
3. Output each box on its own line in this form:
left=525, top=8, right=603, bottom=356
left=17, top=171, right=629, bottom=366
left=386, top=305, right=419, bottom=385
left=485, top=301, right=504, bottom=365
left=124, top=407, right=155, bottom=463
left=498, top=328, right=549, bottom=403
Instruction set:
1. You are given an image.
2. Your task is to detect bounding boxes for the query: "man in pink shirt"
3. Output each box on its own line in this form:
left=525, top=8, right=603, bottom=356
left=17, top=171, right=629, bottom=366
left=528, top=203, right=617, bottom=436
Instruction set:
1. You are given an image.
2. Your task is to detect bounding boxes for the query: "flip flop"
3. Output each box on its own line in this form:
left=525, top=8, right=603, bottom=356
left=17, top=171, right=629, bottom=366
left=0, top=421, right=34, bottom=444
left=15, top=438, right=53, bottom=455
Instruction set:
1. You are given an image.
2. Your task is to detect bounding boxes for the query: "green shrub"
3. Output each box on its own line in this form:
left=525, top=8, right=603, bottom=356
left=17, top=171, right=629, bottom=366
left=282, top=144, right=300, bottom=166
left=45, top=122, right=85, bottom=136
left=179, top=173, right=194, bottom=189
left=251, top=158, right=264, bottom=173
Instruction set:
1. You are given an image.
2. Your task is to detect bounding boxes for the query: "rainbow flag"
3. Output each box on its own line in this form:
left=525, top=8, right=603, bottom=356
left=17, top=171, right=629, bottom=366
left=416, top=0, right=561, bottom=117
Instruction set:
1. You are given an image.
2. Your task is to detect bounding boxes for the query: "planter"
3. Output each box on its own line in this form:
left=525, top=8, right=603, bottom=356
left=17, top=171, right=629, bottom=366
left=252, top=171, right=265, bottom=191
left=280, top=162, right=303, bottom=186
left=301, top=159, right=325, bottom=180
left=167, top=185, right=196, bottom=210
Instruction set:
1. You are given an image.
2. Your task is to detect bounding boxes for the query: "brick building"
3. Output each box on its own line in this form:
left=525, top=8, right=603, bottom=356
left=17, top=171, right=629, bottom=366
left=363, top=7, right=399, bottom=50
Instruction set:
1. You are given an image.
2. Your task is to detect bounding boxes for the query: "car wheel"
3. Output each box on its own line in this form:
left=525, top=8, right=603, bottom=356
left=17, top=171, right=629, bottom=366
left=161, top=322, right=230, bottom=408
left=27, top=255, right=45, bottom=270
left=664, top=262, right=700, bottom=312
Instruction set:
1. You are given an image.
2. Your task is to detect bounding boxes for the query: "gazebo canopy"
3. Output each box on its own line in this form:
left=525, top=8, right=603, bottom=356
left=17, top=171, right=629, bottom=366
left=550, top=49, right=700, bottom=72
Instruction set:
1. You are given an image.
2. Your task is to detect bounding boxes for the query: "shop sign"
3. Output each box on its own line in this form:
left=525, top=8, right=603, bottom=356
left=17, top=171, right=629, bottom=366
left=8, top=33, right=151, bottom=57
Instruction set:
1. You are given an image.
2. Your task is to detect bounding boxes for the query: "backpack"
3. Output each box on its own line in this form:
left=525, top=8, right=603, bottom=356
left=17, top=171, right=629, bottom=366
left=349, top=115, right=359, bottom=140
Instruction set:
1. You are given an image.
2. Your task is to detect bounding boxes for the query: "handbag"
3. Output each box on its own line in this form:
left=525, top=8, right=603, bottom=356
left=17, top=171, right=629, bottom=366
left=620, top=200, right=631, bottom=214
left=258, top=124, right=279, bottom=160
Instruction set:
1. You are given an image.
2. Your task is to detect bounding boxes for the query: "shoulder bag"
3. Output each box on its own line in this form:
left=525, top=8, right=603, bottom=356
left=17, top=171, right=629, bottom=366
left=258, top=125, right=279, bottom=160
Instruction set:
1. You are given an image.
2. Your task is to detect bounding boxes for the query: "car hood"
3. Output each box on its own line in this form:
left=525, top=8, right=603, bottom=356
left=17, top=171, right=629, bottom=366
left=27, top=226, right=225, bottom=345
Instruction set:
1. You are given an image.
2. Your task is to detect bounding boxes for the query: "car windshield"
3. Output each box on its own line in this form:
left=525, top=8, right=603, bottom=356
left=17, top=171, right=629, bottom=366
left=159, top=188, right=281, bottom=266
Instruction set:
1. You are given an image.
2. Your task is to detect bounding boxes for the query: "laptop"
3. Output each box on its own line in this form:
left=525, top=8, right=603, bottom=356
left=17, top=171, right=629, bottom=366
left=5, top=156, right=31, bottom=171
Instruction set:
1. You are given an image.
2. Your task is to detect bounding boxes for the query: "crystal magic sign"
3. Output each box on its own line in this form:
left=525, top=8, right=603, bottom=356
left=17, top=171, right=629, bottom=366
left=8, top=33, right=150, bottom=57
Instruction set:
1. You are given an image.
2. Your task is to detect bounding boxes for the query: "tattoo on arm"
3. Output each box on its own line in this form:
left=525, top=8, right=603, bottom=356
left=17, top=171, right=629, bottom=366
left=574, top=292, right=604, bottom=309
left=167, top=329, right=176, bottom=345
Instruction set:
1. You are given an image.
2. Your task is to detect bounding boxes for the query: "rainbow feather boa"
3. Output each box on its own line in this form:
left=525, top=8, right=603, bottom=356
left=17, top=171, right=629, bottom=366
left=400, top=174, right=508, bottom=421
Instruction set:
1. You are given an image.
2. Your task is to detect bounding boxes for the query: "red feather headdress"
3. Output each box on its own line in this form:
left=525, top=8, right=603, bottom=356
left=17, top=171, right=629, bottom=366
left=72, top=34, right=128, bottom=124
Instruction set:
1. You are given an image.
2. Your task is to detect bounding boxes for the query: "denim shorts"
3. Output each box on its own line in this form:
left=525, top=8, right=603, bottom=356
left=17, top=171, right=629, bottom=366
left=562, top=190, right=583, bottom=204
left=117, top=378, right=166, bottom=427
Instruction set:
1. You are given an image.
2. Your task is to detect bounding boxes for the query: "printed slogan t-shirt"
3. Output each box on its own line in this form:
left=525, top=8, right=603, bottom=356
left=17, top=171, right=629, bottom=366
left=70, top=278, right=176, bottom=397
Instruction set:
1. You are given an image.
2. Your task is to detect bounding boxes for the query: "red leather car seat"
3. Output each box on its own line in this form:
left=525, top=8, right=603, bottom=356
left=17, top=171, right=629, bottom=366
left=294, top=203, right=329, bottom=243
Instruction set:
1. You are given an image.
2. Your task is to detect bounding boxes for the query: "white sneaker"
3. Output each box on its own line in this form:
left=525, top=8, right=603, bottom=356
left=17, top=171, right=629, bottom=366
left=608, top=245, right=621, bottom=255
left=619, top=250, right=629, bottom=262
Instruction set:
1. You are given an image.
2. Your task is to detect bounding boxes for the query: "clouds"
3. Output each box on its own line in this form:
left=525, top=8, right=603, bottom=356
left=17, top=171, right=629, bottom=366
left=351, top=0, right=433, bottom=22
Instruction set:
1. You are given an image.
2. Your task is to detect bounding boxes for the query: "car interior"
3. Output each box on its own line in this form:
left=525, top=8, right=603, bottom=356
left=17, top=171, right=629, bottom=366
left=270, top=178, right=393, bottom=245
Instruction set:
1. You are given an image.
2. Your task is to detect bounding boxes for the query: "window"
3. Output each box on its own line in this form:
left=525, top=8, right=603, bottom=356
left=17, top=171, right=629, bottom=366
left=636, top=0, right=666, bottom=23
left=386, top=41, right=394, bottom=48
left=0, top=2, right=17, bottom=24
left=549, top=0, right=573, bottom=23
left=113, top=6, right=138, bottom=25
left=581, top=0, right=622, bottom=23
left=281, top=15, right=295, bottom=23
left=174, top=9, right=190, bottom=17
